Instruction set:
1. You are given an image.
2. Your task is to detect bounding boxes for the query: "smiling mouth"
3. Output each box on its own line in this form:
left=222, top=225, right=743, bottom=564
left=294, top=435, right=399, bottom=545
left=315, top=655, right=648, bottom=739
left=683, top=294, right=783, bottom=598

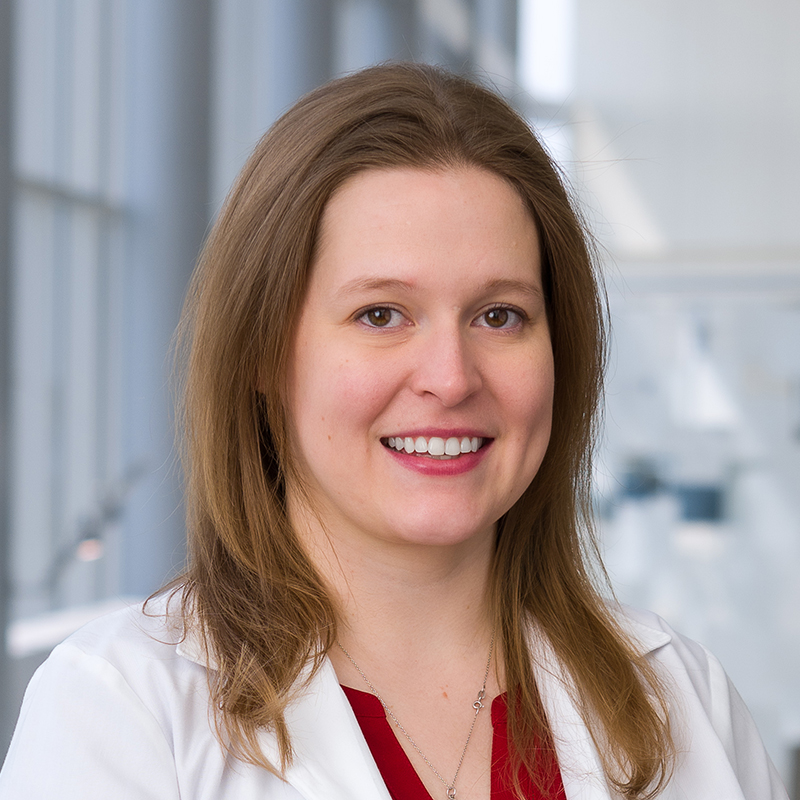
left=382, top=436, right=487, bottom=460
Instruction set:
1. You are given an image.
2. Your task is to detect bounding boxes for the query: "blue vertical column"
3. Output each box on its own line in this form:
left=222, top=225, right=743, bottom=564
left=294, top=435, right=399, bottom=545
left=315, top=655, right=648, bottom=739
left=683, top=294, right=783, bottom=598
left=121, top=0, right=213, bottom=597
left=473, top=0, right=517, bottom=83
left=0, top=0, right=15, bottom=753
left=332, top=0, right=416, bottom=75
left=261, top=0, right=333, bottom=119
left=211, top=0, right=334, bottom=217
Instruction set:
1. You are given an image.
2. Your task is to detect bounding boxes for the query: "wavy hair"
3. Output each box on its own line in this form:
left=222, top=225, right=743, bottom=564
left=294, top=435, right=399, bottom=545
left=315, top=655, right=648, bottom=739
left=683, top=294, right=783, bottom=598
left=175, top=63, right=673, bottom=798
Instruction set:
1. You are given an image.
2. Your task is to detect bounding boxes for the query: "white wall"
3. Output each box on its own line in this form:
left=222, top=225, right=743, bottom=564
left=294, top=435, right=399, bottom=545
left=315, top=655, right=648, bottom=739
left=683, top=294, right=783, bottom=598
left=557, top=0, right=800, bottom=780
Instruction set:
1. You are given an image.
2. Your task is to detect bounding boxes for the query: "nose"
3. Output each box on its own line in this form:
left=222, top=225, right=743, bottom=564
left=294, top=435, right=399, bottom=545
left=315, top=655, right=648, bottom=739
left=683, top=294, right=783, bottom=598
left=408, top=324, right=483, bottom=407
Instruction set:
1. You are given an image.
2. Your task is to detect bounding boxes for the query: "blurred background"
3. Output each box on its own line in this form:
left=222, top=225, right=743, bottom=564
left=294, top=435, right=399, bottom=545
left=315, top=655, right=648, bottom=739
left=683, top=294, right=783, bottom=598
left=0, top=0, right=798, bottom=791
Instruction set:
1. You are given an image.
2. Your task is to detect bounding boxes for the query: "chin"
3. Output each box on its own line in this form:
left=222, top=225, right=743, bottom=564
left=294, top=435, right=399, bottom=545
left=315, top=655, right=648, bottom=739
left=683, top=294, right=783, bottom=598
left=385, top=516, right=496, bottom=549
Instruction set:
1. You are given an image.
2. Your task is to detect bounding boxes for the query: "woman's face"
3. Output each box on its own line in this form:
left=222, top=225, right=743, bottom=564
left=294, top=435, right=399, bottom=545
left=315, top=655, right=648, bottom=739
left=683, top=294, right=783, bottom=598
left=285, top=166, right=554, bottom=553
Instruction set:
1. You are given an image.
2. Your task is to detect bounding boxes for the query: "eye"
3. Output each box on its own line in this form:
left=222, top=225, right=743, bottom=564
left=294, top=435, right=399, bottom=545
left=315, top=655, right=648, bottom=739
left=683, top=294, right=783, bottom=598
left=476, top=306, right=525, bottom=329
left=357, top=306, right=405, bottom=328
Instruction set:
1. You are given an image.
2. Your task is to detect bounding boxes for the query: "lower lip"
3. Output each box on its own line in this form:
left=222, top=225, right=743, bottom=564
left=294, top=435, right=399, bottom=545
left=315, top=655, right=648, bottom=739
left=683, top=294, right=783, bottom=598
left=383, top=441, right=492, bottom=476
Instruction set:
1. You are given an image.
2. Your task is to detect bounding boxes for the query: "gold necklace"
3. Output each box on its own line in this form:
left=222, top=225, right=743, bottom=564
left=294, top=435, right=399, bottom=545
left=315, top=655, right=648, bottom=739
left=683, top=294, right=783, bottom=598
left=337, top=634, right=495, bottom=800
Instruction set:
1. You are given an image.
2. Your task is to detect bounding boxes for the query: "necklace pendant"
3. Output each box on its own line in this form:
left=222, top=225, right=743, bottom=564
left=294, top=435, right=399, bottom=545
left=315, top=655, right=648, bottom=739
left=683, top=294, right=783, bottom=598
left=337, top=631, right=494, bottom=800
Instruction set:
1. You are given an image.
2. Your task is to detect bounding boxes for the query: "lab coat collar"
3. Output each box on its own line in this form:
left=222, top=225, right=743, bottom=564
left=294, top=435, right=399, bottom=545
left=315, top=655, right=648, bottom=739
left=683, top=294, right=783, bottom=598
left=176, top=620, right=391, bottom=800
left=174, top=607, right=673, bottom=800
left=611, top=604, right=673, bottom=656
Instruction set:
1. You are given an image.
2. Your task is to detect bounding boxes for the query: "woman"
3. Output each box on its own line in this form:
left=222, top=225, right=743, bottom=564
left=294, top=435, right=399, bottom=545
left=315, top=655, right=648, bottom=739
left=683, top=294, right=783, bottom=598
left=0, top=63, right=787, bottom=800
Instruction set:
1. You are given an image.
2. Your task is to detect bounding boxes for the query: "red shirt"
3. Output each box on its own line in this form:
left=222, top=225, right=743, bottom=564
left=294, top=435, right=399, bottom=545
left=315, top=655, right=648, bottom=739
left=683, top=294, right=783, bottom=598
left=342, top=686, right=567, bottom=800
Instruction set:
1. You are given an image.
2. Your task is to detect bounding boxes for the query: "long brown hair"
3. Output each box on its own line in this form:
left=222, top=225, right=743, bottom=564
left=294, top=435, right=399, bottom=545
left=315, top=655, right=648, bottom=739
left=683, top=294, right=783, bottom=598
left=176, top=63, right=673, bottom=797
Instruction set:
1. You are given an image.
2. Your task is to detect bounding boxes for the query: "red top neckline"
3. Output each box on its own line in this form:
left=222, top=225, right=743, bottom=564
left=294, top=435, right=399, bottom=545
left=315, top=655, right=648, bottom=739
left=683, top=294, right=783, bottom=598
left=341, top=685, right=567, bottom=800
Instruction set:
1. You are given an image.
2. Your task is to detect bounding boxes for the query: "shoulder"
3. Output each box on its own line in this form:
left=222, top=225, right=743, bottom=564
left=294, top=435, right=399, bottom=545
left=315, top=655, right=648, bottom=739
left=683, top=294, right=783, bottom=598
left=611, top=604, right=710, bottom=663
left=608, top=604, right=727, bottom=701
left=0, top=592, right=218, bottom=796
left=1, top=596, right=380, bottom=800
left=43, top=591, right=206, bottom=696
left=39, top=590, right=226, bottom=764
left=608, top=602, right=742, bottom=716
left=529, top=602, right=724, bottom=709
left=58, top=592, right=183, bottom=653
left=607, top=605, right=787, bottom=798
left=0, top=595, right=187, bottom=797
left=12, top=590, right=213, bottom=741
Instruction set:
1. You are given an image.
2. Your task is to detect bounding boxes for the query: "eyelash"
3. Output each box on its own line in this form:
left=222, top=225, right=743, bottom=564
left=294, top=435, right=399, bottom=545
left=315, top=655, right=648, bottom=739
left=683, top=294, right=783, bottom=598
left=355, top=304, right=528, bottom=331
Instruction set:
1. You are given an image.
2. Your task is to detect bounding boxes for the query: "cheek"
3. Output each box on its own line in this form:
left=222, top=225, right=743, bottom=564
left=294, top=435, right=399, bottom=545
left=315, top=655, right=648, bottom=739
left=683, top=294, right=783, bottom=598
left=503, top=350, right=555, bottom=437
left=336, top=362, right=400, bottom=416
left=532, top=360, right=555, bottom=427
left=290, top=343, right=402, bottom=448
left=509, top=358, right=555, bottom=498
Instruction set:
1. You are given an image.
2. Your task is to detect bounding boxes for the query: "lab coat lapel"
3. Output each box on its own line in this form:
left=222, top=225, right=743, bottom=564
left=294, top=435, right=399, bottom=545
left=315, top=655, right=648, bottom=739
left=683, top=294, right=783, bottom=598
left=528, top=611, right=673, bottom=800
left=531, top=633, right=612, bottom=800
left=178, top=627, right=390, bottom=800
left=258, top=658, right=392, bottom=800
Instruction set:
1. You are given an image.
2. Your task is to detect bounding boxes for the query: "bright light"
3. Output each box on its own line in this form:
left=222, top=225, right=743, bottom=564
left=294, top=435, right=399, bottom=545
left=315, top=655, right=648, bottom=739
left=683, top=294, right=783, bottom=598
left=76, top=538, right=105, bottom=562
left=518, top=0, right=575, bottom=103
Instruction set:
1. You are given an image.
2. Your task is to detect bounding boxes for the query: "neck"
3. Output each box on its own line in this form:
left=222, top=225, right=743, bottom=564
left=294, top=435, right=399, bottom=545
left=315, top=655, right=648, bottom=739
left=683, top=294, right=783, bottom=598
left=290, top=506, right=497, bottom=670
left=290, top=504, right=503, bottom=800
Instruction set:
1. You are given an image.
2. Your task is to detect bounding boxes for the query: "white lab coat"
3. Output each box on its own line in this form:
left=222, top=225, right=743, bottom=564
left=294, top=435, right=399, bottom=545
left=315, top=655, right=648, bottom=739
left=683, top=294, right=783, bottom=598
left=0, top=597, right=788, bottom=799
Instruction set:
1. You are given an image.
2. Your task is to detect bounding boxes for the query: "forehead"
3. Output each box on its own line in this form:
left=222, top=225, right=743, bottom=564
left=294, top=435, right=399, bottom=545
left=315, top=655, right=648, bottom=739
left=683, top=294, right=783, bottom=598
left=310, top=166, right=541, bottom=296
left=320, top=166, right=532, bottom=237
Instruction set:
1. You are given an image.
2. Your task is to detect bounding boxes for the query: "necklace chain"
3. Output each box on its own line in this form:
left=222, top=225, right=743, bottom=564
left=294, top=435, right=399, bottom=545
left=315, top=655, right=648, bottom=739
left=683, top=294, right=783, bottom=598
left=337, top=633, right=494, bottom=800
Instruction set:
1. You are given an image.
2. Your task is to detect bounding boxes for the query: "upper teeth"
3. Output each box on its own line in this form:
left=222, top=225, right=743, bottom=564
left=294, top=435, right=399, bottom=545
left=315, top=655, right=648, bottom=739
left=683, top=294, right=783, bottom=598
left=385, top=436, right=483, bottom=457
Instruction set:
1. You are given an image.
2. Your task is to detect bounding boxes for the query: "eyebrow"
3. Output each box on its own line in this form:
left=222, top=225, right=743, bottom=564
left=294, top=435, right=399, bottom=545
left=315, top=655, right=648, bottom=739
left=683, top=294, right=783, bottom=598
left=335, top=276, right=544, bottom=300
left=478, top=278, right=544, bottom=300
left=335, top=277, right=415, bottom=297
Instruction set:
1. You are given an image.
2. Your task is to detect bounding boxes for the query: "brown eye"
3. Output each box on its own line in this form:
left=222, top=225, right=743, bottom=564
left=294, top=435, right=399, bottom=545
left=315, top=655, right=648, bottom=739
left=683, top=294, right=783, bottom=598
left=360, top=307, right=400, bottom=327
left=484, top=308, right=510, bottom=328
left=476, top=306, right=524, bottom=330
